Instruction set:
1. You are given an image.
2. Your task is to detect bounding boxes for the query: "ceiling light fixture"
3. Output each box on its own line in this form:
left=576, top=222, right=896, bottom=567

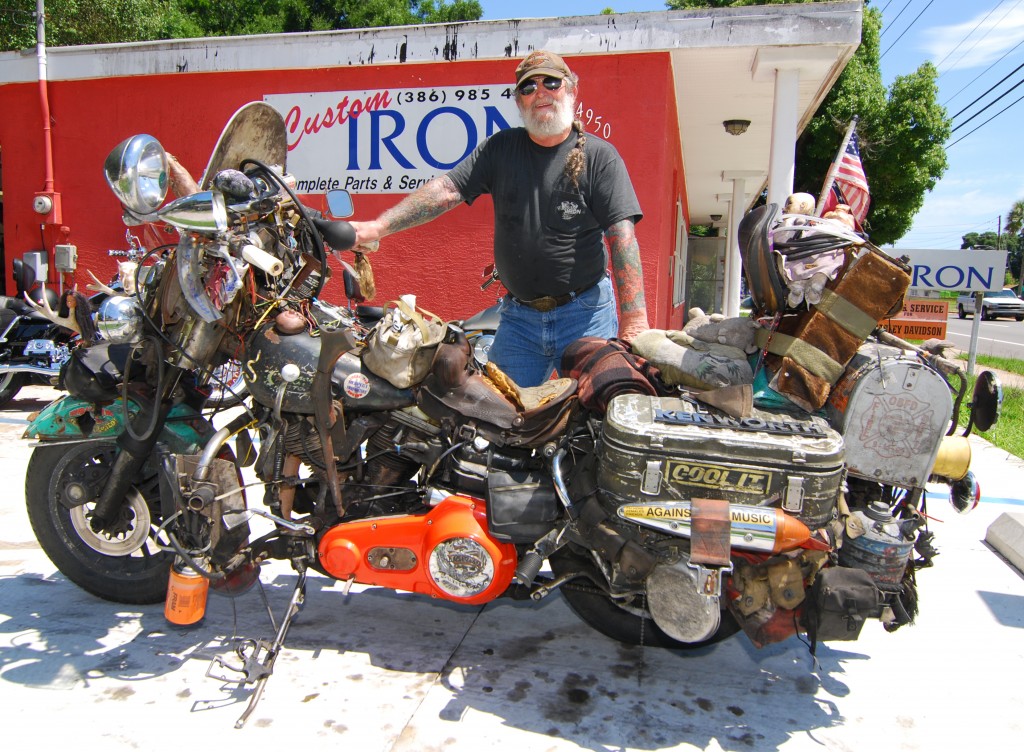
left=723, top=119, right=751, bottom=136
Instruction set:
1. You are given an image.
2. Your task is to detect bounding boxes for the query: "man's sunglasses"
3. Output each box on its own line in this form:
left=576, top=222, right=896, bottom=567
left=517, top=76, right=564, bottom=96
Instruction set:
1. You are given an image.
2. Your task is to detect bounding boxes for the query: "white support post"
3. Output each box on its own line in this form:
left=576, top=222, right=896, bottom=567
left=766, top=67, right=800, bottom=208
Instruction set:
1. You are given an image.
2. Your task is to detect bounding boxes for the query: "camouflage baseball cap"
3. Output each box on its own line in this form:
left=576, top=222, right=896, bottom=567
left=515, top=50, right=574, bottom=87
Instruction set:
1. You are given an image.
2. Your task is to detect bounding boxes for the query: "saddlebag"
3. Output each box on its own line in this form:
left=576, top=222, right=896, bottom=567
left=805, top=566, right=883, bottom=642
left=60, top=342, right=135, bottom=402
left=598, top=394, right=845, bottom=528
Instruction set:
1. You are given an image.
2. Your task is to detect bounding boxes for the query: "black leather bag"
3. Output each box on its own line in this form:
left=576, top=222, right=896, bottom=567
left=60, top=342, right=134, bottom=402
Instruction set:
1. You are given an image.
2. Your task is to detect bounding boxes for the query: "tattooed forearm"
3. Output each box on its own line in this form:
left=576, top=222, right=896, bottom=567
left=606, top=219, right=648, bottom=315
left=378, top=175, right=464, bottom=236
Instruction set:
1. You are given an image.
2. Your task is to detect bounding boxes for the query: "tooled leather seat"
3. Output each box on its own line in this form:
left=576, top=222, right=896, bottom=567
left=417, top=335, right=578, bottom=448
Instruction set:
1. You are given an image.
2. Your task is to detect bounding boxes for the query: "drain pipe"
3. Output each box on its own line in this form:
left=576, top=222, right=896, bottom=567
left=36, top=0, right=55, bottom=194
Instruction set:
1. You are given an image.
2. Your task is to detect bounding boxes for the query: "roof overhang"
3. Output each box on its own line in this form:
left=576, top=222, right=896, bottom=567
left=0, top=1, right=863, bottom=226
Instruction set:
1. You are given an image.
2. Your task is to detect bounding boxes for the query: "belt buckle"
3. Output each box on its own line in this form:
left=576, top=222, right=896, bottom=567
left=531, top=296, right=558, bottom=312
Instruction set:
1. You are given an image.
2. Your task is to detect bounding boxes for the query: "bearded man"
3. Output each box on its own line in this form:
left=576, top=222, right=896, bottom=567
left=349, top=50, right=648, bottom=386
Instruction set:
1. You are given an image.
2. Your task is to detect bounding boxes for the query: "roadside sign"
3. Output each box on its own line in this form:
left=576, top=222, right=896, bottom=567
left=883, top=297, right=948, bottom=340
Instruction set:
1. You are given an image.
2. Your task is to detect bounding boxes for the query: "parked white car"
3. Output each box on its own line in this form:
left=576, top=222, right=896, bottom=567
left=956, top=288, right=1024, bottom=321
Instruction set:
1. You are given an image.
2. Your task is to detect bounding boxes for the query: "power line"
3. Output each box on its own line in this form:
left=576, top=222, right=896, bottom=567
left=948, top=90, right=1024, bottom=147
left=943, top=37, right=1024, bottom=106
left=938, top=0, right=1024, bottom=79
left=950, top=60, right=1024, bottom=120
left=881, top=0, right=937, bottom=60
left=934, top=1, right=1006, bottom=73
left=951, top=74, right=1024, bottom=132
left=880, top=0, right=899, bottom=14
left=880, top=0, right=918, bottom=40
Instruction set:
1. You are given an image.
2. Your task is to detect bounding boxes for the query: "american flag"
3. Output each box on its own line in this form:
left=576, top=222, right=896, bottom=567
left=821, top=131, right=870, bottom=226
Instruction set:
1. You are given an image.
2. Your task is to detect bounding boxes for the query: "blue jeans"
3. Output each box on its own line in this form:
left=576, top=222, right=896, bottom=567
left=488, top=275, right=617, bottom=386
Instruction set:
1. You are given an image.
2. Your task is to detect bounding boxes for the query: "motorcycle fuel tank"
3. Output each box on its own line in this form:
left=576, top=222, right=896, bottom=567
left=243, top=323, right=416, bottom=413
left=825, top=344, right=953, bottom=488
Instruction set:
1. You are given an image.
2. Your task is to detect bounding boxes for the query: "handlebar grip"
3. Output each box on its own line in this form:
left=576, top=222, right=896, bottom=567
left=312, top=218, right=357, bottom=252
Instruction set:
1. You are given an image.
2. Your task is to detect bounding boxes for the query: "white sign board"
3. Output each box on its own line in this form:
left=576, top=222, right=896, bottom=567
left=894, top=248, right=1008, bottom=292
left=265, top=85, right=521, bottom=194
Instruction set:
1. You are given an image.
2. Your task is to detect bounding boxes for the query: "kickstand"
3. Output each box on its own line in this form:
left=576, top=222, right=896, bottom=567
left=207, top=566, right=308, bottom=729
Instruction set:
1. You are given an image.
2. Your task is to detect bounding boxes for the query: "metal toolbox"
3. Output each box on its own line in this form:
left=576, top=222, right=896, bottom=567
left=598, top=394, right=846, bottom=528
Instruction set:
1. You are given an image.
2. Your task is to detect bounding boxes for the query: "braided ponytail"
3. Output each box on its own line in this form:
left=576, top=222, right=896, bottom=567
left=564, top=119, right=587, bottom=189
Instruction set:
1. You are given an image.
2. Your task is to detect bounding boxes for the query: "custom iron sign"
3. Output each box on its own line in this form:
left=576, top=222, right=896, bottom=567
left=265, top=85, right=520, bottom=194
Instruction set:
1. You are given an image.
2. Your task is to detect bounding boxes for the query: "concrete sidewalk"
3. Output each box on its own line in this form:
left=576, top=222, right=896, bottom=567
left=1, top=385, right=1022, bottom=751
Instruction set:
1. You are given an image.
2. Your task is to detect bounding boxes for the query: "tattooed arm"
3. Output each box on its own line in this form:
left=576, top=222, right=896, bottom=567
left=349, top=175, right=465, bottom=250
left=606, top=218, right=650, bottom=341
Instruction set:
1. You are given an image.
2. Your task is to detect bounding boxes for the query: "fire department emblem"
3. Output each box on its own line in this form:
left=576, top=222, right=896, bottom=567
left=858, top=394, right=935, bottom=459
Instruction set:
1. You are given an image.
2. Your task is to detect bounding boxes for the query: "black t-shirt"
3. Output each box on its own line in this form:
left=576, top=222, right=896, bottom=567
left=447, top=128, right=642, bottom=301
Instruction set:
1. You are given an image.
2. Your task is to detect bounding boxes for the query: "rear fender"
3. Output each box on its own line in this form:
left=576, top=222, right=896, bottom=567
left=23, top=395, right=215, bottom=453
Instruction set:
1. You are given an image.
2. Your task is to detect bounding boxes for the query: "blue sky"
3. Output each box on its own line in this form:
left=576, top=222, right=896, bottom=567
left=478, top=1, right=1024, bottom=250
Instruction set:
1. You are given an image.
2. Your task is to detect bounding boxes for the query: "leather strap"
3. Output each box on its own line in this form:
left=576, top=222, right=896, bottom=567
left=814, top=288, right=878, bottom=340
left=756, top=328, right=845, bottom=383
left=689, top=498, right=732, bottom=567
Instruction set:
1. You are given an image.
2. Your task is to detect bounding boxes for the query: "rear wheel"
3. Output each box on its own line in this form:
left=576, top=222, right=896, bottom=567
left=550, top=549, right=738, bottom=649
left=957, top=304, right=967, bottom=320
left=25, top=442, right=171, bottom=604
left=0, top=372, right=26, bottom=408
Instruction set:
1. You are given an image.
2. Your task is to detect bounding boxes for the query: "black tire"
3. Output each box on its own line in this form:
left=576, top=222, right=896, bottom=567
left=982, top=308, right=992, bottom=321
left=206, top=359, right=247, bottom=408
left=957, top=304, right=967, bottom=320
left=0, top=372, right=26, bottom=408
left=550, top=549, right=739, bottom=649
left=25, top=443, right=171, bottom=604
left=1016, top=315, right=1024, bottom=322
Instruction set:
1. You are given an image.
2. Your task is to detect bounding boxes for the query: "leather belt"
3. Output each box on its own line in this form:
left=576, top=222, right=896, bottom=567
left=513, top=280, right=599, bottom=313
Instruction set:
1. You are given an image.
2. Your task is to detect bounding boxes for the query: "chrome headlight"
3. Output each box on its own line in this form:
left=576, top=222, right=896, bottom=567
left=104, top=134, right=168, bottom=216
left=96, top=295, right=143, bottom=344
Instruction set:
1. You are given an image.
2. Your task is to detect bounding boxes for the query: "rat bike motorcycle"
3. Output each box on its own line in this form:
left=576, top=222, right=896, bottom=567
left=23, top=102, right=1000, bottom=727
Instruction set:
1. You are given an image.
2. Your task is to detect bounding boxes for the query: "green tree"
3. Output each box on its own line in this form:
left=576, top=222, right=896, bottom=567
left=669, top=1, right=951, bottom=246
left=0, top=1, right=482, bottom=50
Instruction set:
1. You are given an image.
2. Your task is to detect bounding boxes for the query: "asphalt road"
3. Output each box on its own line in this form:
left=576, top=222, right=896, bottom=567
left=945, top=312, right=1024, bottom=360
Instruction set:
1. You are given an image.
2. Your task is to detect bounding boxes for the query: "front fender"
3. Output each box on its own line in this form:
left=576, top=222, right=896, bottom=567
left=24, top=395, right=215, bottom=453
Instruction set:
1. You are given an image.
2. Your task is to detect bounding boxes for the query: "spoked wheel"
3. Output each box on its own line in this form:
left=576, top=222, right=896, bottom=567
left=25, top=442, right=172, bottom=604
left=550, top=548, right=739, bottom=650
left=206, top=358, right=247, bottom=408
left=0, top=372, right=26, bottom=408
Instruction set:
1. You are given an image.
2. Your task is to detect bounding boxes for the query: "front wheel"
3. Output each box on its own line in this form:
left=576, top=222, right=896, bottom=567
left=25, top=442, right=172, bottom=604
left=550, top=549, right=739, bottom=649
left=957, top=304, right=967, bottom=320
left=206, top=358, right=247, bottom=408
left=0, top=372, right=26, bottom=408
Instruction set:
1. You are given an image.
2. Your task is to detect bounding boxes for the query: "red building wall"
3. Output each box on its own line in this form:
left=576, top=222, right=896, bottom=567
left=0, top=51, right=686, bottom=326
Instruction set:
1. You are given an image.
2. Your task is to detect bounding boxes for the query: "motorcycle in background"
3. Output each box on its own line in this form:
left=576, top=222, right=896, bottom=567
left=0, top=258, right=79, bottom=406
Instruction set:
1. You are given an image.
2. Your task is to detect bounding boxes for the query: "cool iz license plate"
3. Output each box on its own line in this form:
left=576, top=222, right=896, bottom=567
left=663, top=460, right=772, bottom=495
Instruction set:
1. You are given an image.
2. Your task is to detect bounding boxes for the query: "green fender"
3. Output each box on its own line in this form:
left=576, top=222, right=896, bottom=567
left=24, top=396, right=215, bottom=453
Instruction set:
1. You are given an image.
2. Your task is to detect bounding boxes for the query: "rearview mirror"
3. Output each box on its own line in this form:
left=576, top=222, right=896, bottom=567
left=326, top=189, right=354, bottom=218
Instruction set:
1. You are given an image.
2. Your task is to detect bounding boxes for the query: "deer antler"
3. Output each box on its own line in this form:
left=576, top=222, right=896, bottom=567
left=85, top=269, right=118, bottom=297
left=23, top=286, right=80, bottom=334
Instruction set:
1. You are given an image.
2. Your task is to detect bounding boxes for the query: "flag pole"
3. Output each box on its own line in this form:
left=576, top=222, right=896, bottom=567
left=814, top=116, right=859, bottom=217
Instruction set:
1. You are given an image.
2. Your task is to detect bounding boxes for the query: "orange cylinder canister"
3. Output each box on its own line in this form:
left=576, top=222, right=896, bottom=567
left=617, top=500, right=827, bottom=554
left=164, top=560, right=210, bottom=626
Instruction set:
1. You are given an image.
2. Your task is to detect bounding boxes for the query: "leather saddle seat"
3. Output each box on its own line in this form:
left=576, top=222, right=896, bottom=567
left=417, top=337, right=578, bottom=448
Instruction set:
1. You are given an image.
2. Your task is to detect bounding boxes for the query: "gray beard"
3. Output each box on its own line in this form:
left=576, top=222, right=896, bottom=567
left=519, top=95, right=575, bottom=138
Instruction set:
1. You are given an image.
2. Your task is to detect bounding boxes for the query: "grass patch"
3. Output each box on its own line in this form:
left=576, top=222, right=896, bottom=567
left=962, top=353, right=1024, bottom=377
left=956, top=369, right=1024, bottom=458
